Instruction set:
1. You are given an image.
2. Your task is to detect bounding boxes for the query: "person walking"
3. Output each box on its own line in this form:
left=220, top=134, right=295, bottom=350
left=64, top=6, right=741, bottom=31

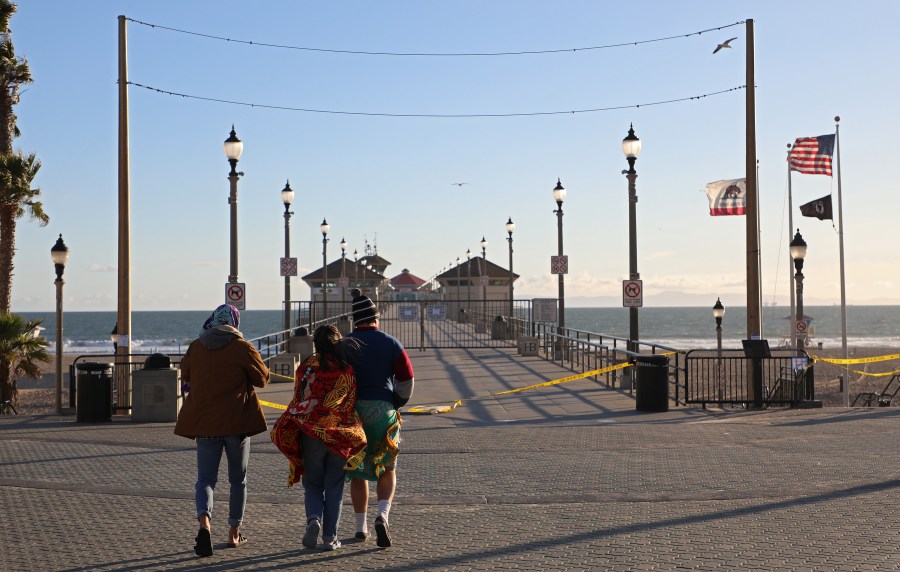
left=271, top=325, right=367, bottom=551
left=345, top=289, right=415, bottom=548
left=174, top=304, right=270, bottom=558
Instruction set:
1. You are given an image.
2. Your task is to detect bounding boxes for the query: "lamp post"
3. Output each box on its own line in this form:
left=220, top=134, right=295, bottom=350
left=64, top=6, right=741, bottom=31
left=789, top=230, right=808, bottom=353
left=280, top=181, right=294, bottom=331
left=713, top=297, right=725, bottom=402
left=455, top=256, right=461, bottom=317
left=466, top=248, right=472, bottom=317
left=224, top=126, right=244, bottom=285
left=552, top=179, right=567, bottom=329
left=506, top=217, right=515, bottom=318
left=480, top=236, right=488, bottom=320
left=51, top=234, right=69, bottom=415
left=320, top=219, right=329, bottom=319
left=353, top=250, right=359, bottom=288
left=622, top=124, right=642, bottom=355
left=340, top=238, right=347, bottom=314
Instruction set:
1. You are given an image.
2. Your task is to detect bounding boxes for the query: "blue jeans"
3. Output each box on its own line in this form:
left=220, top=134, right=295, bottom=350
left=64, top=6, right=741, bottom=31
left=302, top=434, right=347, bottom=541
left=195, top=436, right=250, bottom=527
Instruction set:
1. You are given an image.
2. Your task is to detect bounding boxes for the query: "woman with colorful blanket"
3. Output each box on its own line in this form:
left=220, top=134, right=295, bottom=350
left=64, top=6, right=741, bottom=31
left=271, top=325, right=367, bottom=551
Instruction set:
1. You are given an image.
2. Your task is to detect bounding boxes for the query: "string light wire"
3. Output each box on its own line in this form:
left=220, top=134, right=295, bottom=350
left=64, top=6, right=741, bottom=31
left=126, top=81, right=746, bottom=118
left=125, top=17, right=744, bottom=57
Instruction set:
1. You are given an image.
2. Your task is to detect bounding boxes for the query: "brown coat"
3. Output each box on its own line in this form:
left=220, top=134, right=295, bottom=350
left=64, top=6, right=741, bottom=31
left=174, top=328, right=270, bottom=438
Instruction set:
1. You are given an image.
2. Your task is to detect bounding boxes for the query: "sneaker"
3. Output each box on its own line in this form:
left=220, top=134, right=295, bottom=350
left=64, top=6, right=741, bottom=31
left=302, top=519, right=320, bottom=550
left=321, top=539, right=342, bottom=551
left=354, top=531, right=369, bottom=542
left=374, top=516, right=392, bottom=548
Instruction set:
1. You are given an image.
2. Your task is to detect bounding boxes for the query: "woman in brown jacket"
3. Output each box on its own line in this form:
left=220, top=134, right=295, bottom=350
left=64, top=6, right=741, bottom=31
left=174, top=304, right=269, bottom=557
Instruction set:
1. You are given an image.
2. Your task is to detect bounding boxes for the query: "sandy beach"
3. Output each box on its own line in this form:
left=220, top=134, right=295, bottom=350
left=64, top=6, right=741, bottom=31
left=10, top=346, right=899, bottom=415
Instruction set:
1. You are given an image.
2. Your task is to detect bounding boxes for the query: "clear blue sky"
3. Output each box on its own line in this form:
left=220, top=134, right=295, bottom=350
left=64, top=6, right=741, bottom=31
left=11, top=0, right=900, bottom=312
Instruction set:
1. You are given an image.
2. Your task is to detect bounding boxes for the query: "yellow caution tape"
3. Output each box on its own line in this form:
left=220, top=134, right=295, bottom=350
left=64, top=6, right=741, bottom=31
left=847, top=368, right=900, bottom=378
left=493, top=361, right=631, bottom=395
left=259, top=399, right=288, bottom=411
left=270, top=372, right=295, bottom=381
left=402, top=400, right=463, bottom=415
left=810, top=353, right=900, bottom=365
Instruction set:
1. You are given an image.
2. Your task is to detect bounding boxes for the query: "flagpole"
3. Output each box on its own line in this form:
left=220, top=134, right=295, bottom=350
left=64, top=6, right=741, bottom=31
left=787, top=144, right=797, bottom=349
left=835, top=116, right=849, bottom=407
left=756, top=159, right=765, bottom=336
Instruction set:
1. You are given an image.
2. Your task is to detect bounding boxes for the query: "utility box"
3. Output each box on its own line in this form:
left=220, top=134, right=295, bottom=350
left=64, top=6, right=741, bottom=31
left=517, top=336, right=539, bottom=356
left=132, top=367, right=181, bottom=423
left=269, top=354, right=299, bottom=384
left=288, top=331, right=313, bottom=360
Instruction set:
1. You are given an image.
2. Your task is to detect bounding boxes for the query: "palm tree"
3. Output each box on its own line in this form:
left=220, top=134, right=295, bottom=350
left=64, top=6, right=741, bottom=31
left=0, top=312, right=50, bottom=405
left=0, top=1, right=31, bottom=157
left=0, top=151, right=47, bottom=313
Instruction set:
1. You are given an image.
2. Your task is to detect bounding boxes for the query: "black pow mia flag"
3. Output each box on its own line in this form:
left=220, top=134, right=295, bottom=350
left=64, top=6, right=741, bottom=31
left=799, top=194, right=833, bottom=220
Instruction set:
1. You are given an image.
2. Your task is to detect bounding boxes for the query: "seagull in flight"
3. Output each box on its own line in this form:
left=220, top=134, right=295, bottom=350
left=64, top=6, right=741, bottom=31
left=451, top=182, right=469, bottom=187
left=713, top=37, right=738, bottom=54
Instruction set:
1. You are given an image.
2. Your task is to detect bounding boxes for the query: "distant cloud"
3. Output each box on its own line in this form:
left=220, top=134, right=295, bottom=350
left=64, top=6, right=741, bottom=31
left=88, top=264, right=116, bottom=273
left=646, top=251, right=675, bottom=260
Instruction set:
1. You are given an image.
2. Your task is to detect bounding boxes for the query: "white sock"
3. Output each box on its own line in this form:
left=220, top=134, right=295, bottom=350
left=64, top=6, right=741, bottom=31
left=377, top=500, right=392, bottom=522
left=355, top=512, right=367, bottom=533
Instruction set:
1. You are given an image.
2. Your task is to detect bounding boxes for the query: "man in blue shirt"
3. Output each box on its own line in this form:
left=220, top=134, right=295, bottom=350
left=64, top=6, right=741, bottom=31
left=345, top=290, right=415, bottom=548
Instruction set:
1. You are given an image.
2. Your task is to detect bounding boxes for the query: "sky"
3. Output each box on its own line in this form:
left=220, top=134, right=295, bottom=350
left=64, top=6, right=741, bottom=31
left=10, top=0, right=900, bottom=313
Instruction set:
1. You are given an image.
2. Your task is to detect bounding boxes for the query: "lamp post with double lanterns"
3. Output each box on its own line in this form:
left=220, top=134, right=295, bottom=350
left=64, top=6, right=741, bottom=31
left=713, top=297, right=725, bottom=402
left=622, top=124, right=642, bottom=356
left=51, top=234, right=69, bottom=415
left=506, top=217, right=515, bottom=318
left=280, top=181, right=294, bottom=331
left=320, top=219, right=330, bottom=319
left=224, top=126, right=244, bottom=285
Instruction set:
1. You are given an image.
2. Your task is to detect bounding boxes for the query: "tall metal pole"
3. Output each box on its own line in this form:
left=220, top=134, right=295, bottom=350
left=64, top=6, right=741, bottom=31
left=466, top=249, right=472, bottom=317
left=228, top=157, right=240, bottom=284
left=340, top=239, right=347, bottom=315
left=794, top=261, right=805, bottom=354
left=282, top=194, right=292, bottom=332
left=455, top=257, right=461, bottom=317
left=835, top=116, right=849, bottom=406
left=787, top=145, right=797, bottom=348
left=554, top=187, right=566, bottom=330
left=506, top=218, right=514, bottom=318
left=54, top=273, right=64, bottom=415
left=745, top=18, right=761, bottom=340
left=481, top=238, right=488, bottom=320
left=321, top=219, right=329, bottom=319
left=714, top=297, right=724, bottom=403
left=117, top=15, right=132, bottom=412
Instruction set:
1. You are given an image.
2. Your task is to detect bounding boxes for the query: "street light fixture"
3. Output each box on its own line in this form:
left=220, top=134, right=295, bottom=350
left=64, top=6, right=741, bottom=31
left=713, top=297, right=725, bottom=402
left=466, top=248, right=472, bottom=319
left=622, top=124, right=642, bottom=356
left=553, top=179, right=566, bottom=330
left=353, top=249, right=359, bottom=288
left=51, top=234, right=69, bottom=415
left=506, top=217, right=515, bottom=319
left=320, top=218, right=330, bottom=319
left=789, top=229, right=807, bottom=352
left=340, top=238, right=347, bottom=315
left=480, top=236, right=488, bottom=320
left=224, top=126, right=244, bottom=285
left=280, top=181, right=294, bottom=331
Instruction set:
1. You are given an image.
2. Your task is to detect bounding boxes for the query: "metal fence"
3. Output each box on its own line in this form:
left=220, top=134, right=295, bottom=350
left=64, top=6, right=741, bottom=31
left=684, top=348, right=814, bottom=408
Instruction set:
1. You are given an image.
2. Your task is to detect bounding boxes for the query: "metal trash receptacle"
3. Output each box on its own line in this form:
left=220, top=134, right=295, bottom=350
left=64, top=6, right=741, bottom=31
left=634, top=354, right=670, bottom=412
left=75, top=362, right=114, bottom=422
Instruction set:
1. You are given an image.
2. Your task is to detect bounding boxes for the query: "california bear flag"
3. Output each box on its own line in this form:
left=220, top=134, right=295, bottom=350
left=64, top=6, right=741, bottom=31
left=705, top=178, right=746, bottom=216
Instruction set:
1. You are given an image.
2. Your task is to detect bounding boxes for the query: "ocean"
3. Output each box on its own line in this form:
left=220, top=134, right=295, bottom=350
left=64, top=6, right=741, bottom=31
left=21, top=305, right=900, bottom=355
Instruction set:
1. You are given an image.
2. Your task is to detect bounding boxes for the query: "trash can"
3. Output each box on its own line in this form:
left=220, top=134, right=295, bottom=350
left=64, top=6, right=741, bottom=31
left=75, top=362, right=114, bottom=422
left=133, top=354, right=181, bottom=423
left=491, top=316, right=509, bottom=340
left=634, top=354, right=669, bottom=412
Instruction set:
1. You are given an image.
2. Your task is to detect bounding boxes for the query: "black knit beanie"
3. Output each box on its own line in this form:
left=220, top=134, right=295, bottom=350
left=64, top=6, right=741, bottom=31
left=350, top=288, right=379, bottom=326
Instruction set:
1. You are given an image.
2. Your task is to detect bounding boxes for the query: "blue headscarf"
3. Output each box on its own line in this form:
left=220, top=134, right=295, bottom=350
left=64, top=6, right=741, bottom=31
left=202, top=304, right=240, bottom=333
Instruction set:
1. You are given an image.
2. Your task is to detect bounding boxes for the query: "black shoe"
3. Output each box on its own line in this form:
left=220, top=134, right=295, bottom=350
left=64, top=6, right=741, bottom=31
left=374, top=516, right=392, bottom=548
left=303, top=519, right=320, bottom=550
left=194, top=528, right=213, bottom=557
left=354, top=531, right=369, bottom=542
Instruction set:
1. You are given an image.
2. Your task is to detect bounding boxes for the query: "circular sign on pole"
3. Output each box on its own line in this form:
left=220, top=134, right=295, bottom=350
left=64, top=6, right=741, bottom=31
left=622, top=279, right=643, bottom=307
left=225, top=282, right=246, bottom=310
left=796, top=320, right=807, bottom=334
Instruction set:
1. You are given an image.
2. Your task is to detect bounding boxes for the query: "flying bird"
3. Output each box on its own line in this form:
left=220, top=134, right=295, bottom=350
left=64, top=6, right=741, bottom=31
left=713, top=37, right=738, bottom=54
left=451, top=182, right=469, bottom=187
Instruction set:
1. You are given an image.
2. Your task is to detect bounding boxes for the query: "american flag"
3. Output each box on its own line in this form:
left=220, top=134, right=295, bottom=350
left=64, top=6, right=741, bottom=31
left=789, top=134, right=836, bottom=176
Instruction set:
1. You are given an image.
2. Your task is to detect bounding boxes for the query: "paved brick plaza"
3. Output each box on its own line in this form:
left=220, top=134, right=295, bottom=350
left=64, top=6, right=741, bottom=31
left=1, top=347, right=898, bottom=571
